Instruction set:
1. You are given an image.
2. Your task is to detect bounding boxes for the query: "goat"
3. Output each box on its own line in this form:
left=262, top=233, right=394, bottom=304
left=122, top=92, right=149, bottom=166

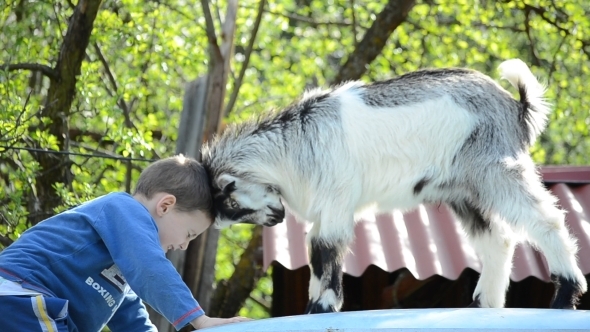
left=201, top=59, right=587, bottom=312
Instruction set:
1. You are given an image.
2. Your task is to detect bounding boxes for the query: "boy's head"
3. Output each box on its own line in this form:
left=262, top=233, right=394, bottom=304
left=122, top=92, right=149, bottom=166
left=134, top=155, right=213, bottom=252
left=134, top=155, right=212, bottom=215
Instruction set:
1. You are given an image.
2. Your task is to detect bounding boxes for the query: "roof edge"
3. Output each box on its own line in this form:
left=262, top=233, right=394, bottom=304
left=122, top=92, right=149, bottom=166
left=540, top=166, right=590, bottom=184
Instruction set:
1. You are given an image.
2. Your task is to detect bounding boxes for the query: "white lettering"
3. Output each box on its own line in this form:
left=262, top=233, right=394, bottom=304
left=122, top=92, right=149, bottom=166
left=85, top=276, right=117, bottom=308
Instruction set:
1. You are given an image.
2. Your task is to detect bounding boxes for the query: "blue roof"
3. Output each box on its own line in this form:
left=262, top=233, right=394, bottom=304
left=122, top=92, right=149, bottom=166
left=201, top=308, right=590, bottom=331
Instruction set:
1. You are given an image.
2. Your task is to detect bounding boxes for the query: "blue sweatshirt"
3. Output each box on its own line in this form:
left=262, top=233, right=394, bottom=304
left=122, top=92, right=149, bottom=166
left=0, top=192, right=204, bottom=331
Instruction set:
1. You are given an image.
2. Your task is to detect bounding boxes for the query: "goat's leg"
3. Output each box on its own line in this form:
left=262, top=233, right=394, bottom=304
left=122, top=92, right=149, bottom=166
left=449, top=201, right=516, bottom=308
left=468, top=223, right=516, bottom=308
left=304, top=222, right=348, bottom=314
left=495, top=178, right=587, bottom=309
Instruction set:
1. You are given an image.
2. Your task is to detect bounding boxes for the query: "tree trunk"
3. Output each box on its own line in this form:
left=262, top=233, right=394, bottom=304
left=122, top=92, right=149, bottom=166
left=204, top=0, right=418, bottom=320
left=147, top=2, right=238, bottom=331
left=148, top=77, right=209, bottom=331
left=184, top=0, right=237, bottom=318
left=30, top=0, right=103, bottom=225
left=203, top=0, right=271, bottom=321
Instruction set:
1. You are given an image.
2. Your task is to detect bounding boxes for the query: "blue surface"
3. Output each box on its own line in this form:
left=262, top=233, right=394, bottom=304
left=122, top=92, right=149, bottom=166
left=200, top=308, right=590, bottom=331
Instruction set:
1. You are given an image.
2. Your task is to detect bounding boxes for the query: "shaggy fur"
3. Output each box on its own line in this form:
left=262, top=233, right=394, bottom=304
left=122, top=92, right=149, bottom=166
left=201, top=59, right=587, bottom=312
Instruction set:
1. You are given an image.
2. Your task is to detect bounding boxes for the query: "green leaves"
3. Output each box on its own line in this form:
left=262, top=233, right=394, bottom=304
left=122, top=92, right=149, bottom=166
left=1, top=0, right=589, bottom=319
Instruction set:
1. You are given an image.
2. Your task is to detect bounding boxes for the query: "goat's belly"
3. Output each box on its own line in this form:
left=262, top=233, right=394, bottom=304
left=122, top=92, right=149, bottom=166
left=377, top=192, right=423, bottom=212
left=354, top=176, right=424, bottom=213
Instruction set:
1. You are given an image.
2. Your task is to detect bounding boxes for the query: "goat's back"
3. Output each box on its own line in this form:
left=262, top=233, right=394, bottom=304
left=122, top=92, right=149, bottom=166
left=298, top=68, right=531, bottom=212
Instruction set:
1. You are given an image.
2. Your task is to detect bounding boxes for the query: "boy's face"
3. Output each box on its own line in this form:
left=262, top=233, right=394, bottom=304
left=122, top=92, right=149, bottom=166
left=153, top=194, right=212, bottom=253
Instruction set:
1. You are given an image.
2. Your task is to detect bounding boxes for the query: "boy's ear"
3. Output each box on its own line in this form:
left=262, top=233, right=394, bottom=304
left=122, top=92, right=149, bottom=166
left=156, top=194, right=176, bottom=216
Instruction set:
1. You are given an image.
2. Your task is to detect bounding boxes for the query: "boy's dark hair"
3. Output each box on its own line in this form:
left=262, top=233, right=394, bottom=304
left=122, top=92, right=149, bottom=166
left=134, top=155, right=212, bottom=218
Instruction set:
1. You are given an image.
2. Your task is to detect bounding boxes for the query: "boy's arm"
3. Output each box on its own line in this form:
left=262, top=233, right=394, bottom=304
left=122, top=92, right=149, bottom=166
left=191, top=315, right=252, bottom=330
left=90, top=197, right=204, bottom=330
left=107, top=290, right=158, bottom=332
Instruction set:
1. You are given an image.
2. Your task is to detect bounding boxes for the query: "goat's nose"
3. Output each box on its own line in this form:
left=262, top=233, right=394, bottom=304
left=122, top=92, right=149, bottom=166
left=269, top=206, right=285, bottom=220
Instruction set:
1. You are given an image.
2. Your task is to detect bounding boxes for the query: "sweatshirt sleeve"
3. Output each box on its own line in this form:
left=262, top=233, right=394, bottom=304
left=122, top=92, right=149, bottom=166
left=90, top=195, right=204, bottom=330
left=107, top=290, right=158, bottom=332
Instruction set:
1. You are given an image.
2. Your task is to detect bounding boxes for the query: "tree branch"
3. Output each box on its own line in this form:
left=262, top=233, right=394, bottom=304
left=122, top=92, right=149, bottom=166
left=332, top=0, right=416, bottom=84
left=523, top=9, right=542, bottom=66
left=350, top=0, right=359, bottom=46
left=239, top=3, right=353, bottom=27
left=225, top=0, right=266, bottom=116
left=0, top=90, right=35, bottom=144
left=547, top=32, right=568, bottom=82
left=201, top=0, right=222, bottom=59
left=266, top=8, right=353, bottom=27
left=0, top=63, right=59, bottom=81
left=523, top=3, right=569, bottom=35
left=93, top=42, right=132, bottom=124
left=200, top=0, right=237, bottom=140
left=521, top=3, right=590, bottom=67
left=248, top=293, right=271, bottom=313
left=129, top=14, right=158, bottom=127
left=0, top=233, right=14, bottom=248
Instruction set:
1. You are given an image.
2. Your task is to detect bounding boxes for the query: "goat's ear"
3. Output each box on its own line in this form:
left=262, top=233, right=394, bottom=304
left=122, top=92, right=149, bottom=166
left=217, top=174, right=238, bottom=193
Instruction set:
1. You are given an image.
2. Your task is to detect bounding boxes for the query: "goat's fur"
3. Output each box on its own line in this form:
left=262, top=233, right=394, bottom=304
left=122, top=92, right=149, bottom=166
left=201, top=59, right=587, bottom=312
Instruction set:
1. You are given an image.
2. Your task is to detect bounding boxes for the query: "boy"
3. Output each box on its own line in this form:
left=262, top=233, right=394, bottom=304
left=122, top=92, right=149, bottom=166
left=0, top=155, right=249, bottom=331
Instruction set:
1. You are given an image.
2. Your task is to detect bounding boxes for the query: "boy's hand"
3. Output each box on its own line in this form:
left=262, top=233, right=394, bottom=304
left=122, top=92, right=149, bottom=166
left=191, top=314, right=252, bottom=329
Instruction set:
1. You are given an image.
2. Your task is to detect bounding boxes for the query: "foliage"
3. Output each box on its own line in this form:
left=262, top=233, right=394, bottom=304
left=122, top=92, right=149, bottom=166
left=217, top=224, right=273, bottom=317
left=229, top=0, right=590, bottom=164
left=1, top=0, right=589, bottom=322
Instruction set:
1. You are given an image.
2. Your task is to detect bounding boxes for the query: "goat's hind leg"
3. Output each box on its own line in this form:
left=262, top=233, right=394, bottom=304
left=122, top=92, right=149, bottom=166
left=493, top=171, right=587, bottom=308
left=305, top=222, right=348, bottom=314
left=450, top=201, right=516, bottom=308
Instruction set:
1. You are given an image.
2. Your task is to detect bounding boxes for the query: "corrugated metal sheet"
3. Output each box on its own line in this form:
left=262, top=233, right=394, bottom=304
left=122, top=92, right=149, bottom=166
left=263, top=168, right=590, bottom=282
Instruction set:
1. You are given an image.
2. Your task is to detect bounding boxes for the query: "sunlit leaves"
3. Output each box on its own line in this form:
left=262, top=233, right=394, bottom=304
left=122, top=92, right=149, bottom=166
left=1, top=0, right=589, bottom=321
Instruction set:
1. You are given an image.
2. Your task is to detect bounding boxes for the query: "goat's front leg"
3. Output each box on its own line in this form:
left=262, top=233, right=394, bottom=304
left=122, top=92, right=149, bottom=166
left=305, top=223, right=348, bottom=314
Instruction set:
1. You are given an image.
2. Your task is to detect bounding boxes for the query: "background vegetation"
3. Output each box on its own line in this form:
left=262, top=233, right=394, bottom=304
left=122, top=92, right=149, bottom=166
left=1, top=0, right=588, bottom=328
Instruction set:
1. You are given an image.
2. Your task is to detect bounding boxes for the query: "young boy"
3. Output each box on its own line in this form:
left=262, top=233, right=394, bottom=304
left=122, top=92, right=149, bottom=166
left=0, top=155, right=249, bottom=331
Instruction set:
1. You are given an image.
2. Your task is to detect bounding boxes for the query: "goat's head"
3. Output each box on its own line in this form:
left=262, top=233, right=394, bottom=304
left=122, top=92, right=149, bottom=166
left=210, top=173, right=285, bottom=229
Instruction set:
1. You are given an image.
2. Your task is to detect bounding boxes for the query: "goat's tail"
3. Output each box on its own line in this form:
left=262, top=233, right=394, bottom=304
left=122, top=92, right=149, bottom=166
left=498, top=59, right=551, bottom=145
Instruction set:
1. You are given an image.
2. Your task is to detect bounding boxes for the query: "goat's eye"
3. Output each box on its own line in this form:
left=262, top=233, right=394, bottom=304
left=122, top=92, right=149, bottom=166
left=228, top=199, right=239, bottom=209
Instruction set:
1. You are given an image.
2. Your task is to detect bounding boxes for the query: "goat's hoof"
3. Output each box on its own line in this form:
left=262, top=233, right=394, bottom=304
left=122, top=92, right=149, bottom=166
left=305, top=301, right=336, bottom=314
left=551, top=302, right=578, bottom=310
left=550, top=275, right=583, bottom=309
left=467, top=296, right=481, bottom=308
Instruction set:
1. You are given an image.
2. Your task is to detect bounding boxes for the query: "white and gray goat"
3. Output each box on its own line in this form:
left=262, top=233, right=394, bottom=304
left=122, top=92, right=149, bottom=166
left=201, top=59, right=587, bottom=312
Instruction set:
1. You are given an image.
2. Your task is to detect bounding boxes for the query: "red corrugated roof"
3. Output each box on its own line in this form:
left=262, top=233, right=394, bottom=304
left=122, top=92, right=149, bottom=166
left=263, top=167, right=590, bottom=282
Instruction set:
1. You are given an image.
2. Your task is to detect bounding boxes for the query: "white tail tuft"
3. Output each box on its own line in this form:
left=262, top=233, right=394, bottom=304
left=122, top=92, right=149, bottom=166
left=498, top=58, right=551, bottom=145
